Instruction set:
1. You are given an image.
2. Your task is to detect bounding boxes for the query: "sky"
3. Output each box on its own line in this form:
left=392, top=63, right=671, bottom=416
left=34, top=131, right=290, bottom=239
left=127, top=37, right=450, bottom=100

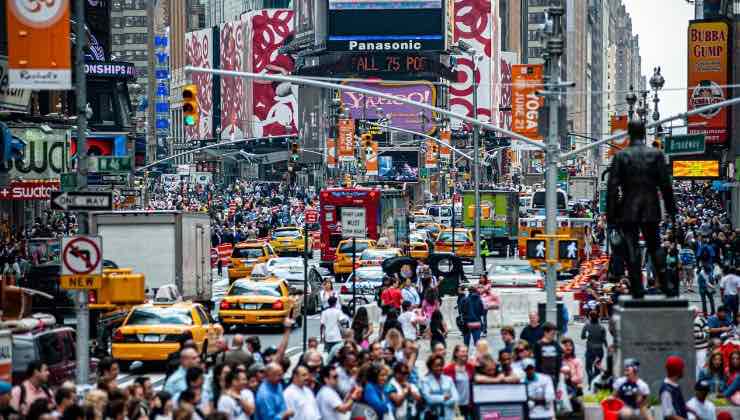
left=621, top=0, right=695, bottom=129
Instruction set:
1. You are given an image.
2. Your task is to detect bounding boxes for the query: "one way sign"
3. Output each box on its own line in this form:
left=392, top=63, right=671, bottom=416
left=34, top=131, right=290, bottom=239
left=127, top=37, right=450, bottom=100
left=51, top=191, right=113, bottom=211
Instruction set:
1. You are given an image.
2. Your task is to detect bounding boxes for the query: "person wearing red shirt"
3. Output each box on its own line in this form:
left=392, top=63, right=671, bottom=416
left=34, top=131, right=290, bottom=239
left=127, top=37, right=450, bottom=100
left=381, top=277, right=403, bottom=311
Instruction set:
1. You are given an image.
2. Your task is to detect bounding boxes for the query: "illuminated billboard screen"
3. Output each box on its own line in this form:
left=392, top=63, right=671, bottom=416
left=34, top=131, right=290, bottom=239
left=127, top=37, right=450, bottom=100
left=327, top=0, right=445, bottom=52
left=378, top=150, right=419, bottom=182
left=672, top=160, right=720, bottom=179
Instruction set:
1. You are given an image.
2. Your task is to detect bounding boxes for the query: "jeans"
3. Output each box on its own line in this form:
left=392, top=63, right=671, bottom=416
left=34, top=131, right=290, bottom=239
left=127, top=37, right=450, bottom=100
left=725, top=294, right=739, bottom=316
left=464, top=327, right=482, bottom=347
left=725, top=374, right=740, bottom=399
left=585, top=348, right=604, bottom=384
left=700, top=289, right=716, bottom=315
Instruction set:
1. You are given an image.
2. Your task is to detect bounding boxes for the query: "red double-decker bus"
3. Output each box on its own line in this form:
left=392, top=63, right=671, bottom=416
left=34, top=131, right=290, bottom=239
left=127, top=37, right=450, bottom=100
left=319, top=187, right=409, bottom=270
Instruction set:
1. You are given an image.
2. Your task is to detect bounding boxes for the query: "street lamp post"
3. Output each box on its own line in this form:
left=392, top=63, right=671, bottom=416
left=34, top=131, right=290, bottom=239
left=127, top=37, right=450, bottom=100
left=626, top=86, right=637, bottom=120
left=649, top=67, right=665, bottom=135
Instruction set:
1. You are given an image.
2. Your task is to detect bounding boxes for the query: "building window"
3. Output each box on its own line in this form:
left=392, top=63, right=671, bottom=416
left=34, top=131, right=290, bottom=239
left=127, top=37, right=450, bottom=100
left=528, top=47, right=543, bottom=58
left=112, top=35, right=123, bottom=45
left=125, top=16, right=147, bottom=27
left=528, top=30, right=540, bottom=41
left=528, top=0, right=548, bottom=6
left=528, top=12, right=546, bottom=24
left=112, top=17, right=123, bottom=28
left=112, top=0, right=123, bottom=11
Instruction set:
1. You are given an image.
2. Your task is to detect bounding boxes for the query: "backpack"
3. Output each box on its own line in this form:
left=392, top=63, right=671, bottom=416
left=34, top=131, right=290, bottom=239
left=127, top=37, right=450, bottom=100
left=679, top=249, right=695, bottom=266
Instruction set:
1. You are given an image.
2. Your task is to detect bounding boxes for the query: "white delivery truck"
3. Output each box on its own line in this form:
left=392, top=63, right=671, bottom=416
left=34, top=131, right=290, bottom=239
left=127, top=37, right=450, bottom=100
left=89, top=211, right=212, bottom=303
left=568, top=176, right=598, bottom=203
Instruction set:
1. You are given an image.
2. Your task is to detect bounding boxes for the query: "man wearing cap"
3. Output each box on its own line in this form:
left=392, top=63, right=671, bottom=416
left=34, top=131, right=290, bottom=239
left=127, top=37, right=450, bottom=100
left=611, top=358, right=649, bottom=410
left=522, top=358, right=555, bottom=420
left=661, top=355, right=688, bottom=420
left=0, top=380, right=17, bottom=420
left=686, top=380, right=715, bottom=420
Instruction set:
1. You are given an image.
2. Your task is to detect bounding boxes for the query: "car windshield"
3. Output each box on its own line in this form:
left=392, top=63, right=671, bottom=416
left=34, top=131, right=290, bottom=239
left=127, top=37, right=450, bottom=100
left=360, top=249, right=397, bottom=260
left=354, top=269, right=384, bottom=282
left=492, top=265, right=535, bottom=275
left=338, top=242, right=370, bottom=253
left=230, top=283, right=282, bottom=297
left=438, top=207, right=452, bottom=217
left=127, top=308, right=193, bottom=326
left=437, top=232, right=469, bottom=243
left=269, top=258, right=302, bottom=269
left=272, top=230, right=300, bottom=238
left=414, top=216, right=433, bottom=223
left=233, top=247, right=265, bottom=259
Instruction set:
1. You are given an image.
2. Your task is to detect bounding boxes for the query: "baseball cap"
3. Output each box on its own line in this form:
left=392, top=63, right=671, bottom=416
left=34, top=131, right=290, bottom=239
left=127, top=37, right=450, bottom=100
left=522, top=358, right=536, bottom=369
left=0, top=381, right=11, bottom=395
left=624, top=358, right=640, bottom=370
left=695, top=380, right=710, bottom=392
left=665, top=355, right=685, bottom=377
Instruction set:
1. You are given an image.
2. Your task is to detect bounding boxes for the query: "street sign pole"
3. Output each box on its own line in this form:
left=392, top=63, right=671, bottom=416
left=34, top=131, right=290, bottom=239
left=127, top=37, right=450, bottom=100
left=302, top=226, right=309, bottom=352
left=74, top=0, right=90, bottom=386
left=351, top=237, right=356, bottom=316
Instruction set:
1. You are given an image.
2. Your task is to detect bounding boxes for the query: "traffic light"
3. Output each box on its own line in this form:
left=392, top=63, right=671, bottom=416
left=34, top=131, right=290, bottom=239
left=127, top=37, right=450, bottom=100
left=182, top=84, right=199, bottom=127
left=0, top=122, right=26, bottom=165
left=290, top=142, right=300, bottom=162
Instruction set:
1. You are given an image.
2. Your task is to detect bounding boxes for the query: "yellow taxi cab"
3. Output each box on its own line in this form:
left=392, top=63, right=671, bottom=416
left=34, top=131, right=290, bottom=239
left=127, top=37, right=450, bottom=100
left=333, top=239, right=376, bottom=277
left=434, top=228, right=475, bottom=259
left=415, top=222, right=443, bottom=240
left=111, top=302, right=223, bottom=368
left=228, top=240, right=277, bottom=282
left=218, top=278, right=302, bottom=329
left=358, top=247, right=403, bottom=267
left=409, top=232, right=431, bottom=261
left=269, top=227, right=310, bottom=256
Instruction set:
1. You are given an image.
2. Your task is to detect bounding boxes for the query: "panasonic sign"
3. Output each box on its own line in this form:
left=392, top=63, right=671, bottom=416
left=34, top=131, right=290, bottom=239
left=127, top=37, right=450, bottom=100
left=348, top=40, right=423, bottom=51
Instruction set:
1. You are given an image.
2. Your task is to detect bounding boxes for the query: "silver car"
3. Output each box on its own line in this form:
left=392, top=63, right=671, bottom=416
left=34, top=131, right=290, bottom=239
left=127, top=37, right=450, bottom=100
left=263, top=257, right=329, bottom=314
left=488, top=260, right=544, bottom=287
left=338, top=266, right=385, bottom=306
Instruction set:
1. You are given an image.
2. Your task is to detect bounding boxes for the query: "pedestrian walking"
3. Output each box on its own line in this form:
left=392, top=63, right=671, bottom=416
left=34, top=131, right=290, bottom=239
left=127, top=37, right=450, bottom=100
left=460, top=286, right=486, bottom=348
left=581, top=311, right=608, bottom=384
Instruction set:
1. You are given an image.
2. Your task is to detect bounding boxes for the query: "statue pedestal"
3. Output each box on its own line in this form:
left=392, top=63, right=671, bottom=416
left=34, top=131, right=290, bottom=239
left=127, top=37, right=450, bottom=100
left=613, top=297, right=695, bottom=397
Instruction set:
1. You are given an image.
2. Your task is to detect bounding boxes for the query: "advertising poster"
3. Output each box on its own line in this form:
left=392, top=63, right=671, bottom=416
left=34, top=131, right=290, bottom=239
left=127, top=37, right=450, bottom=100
left=327, top=138, right=337, bottom=168
left=425, top=140, right=438, bottom=168
left=365, top=140, right=378, bottom=175
left=608, top=115, right=629, bottom=158
left=0, top=56, right=31, bottom=112
left=511, top=64, right=544, bottom=140
left=687, top=20, right=730, bottom=145
left=338, top=119, right=356, bottom=162
left=439, top=129, right=451, bottom=159
left=220, top=19, right=245, bottom=140
left=244, top=10, right=297, bottom=138
left=449, top=0, right=494, bottom=125
left=672, top=160, right=720, bottom=179
left=341, top=82, right=436, bottom=134
left=7, top=0, right=71, bottom=90
left=185, top=29, right=214, bottom=142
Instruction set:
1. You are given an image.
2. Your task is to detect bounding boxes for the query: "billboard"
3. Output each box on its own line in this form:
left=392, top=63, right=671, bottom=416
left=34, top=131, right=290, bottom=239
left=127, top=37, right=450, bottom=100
left=498, top=52, right=517, bottom=131
left=672, top=160, right=720, bottom=179
left=424, top=140, right=437, bottom=168
left=439, top=129, right=451, bottom=159
left=338, top=119, right=356, bottom=162
left=7, top=0, right=71, bottom=90
left=364, top=140, right=378, bottom=175
left=687, top=19, right=730, bottom=145
left=0, top=56, right=31, bottom=112
left=378, top=150, right=419, bottom=182
left=244, top=10, right=297, bottom=138
left=327, top=0, right=445, bottom=51
left=608, top=115, right=629, bottom=158
left=340, top=81, right=436, bottom=133
left=449, top=0, right=495, bottom=126
left=511, top=64, right=544, bottom=140
left=185, top=29, right=214, bottom=142
left=326, top=138, right=337, bottom=168
left=220, top=19, right=245, bottom=140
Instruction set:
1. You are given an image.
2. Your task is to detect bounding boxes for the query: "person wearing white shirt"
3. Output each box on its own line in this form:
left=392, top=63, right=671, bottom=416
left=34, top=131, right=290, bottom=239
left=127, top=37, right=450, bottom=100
left=687, top=380, right=716, bottom=420
left=321, top=296, right=348, bottom=350
left=283, top=366, right=321, bottom=420
left=398, top=301, right=419, bottom=340
left=522, top=359, right=555, bottom=420
left=217, top=370, right=251, bottom=420
left=317, top=365, right=362, bottom=420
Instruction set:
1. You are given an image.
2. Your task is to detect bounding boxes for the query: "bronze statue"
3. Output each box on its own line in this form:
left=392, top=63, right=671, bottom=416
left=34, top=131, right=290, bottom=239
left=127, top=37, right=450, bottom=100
left=606, top=120, right=676, bottom=298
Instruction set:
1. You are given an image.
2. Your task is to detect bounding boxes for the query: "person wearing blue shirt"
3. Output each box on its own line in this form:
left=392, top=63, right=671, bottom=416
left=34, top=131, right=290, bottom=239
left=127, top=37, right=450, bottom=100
left=706, top=306, right=733, bottom=339
left=163, top=347, right=200, bottom=400
left=420, top=354, right=458, bottom=420
left=254, top=363, right=293, bottom=420
left=361, top=363, right=393, bottom=418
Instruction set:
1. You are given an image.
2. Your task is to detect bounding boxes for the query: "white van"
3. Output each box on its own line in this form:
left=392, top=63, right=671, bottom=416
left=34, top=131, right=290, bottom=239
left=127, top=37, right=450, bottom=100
left=426, top=205, right=453, bottom=226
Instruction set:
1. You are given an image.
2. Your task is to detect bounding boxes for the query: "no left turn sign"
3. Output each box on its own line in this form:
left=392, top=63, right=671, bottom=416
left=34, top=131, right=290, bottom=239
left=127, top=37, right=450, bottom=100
left=61, top=236, right=103, bottom=276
